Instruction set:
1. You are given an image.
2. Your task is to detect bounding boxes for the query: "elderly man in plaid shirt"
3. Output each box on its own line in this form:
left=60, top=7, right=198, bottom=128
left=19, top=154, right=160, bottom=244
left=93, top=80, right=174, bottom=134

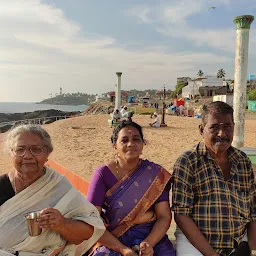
left=172, top=101, right=256, bottom=256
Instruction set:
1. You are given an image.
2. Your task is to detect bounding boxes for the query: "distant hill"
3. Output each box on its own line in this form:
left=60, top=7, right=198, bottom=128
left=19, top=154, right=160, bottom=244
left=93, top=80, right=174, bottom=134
left=39, top=93, right=96, bottom=105
left=39, top=89, right=174, bottom=106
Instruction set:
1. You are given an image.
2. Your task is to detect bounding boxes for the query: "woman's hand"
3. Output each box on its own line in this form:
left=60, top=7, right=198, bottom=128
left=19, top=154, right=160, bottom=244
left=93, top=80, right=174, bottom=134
left=140, top=242, right=153, bottom=256
left=37, top=208, right=66, bottom=232
left=120, top=247, right=138, bottom=256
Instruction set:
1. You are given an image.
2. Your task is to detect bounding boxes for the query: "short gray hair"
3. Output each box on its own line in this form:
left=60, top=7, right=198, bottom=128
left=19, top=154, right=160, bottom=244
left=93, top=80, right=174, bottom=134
left=5, top=124, right=53, bottom=154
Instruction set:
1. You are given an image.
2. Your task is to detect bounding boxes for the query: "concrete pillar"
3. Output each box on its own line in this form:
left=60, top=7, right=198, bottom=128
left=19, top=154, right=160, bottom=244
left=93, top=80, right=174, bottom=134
left=115, top=72, right=122, bottom=110
left=233, top=15, right=254, bottom=148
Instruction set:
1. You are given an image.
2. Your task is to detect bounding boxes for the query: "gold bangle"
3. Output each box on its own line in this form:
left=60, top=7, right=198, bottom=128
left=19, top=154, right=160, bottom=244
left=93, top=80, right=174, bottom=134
left=251, top=249, right=256, bottom=255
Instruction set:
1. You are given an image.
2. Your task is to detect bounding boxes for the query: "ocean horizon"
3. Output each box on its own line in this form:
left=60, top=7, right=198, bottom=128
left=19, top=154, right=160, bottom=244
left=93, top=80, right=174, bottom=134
left=0, top=102, right=88, bottom=114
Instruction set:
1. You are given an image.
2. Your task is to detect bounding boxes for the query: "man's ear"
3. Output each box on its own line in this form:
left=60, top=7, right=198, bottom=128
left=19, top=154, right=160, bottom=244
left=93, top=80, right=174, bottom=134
left=199, top=124, right=204, bottom=136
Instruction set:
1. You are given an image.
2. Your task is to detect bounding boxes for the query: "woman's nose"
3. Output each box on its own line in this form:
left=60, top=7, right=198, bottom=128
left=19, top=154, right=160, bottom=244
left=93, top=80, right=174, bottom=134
left=23, top=148, right=33, bottom=158
left=127, top=140, right=135, bottom=146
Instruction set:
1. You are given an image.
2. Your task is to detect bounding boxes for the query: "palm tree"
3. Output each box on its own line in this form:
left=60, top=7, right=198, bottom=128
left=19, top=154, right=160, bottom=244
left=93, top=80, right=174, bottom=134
left=197, top=70, right=204, bottom=77
left=217, top=69, right=226, bottom=78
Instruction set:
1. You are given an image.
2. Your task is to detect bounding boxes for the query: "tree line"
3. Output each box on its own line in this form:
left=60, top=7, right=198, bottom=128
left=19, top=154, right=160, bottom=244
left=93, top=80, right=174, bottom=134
left=197, top=69, right=226, bottom=78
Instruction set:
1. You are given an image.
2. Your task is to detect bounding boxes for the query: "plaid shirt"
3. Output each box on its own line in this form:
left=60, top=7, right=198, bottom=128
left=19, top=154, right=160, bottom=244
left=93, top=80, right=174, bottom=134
left=172, top=142, right=256, bottom=250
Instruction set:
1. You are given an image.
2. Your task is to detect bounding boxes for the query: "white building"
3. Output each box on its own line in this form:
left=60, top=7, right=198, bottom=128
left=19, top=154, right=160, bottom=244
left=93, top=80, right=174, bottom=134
left=213, top=94, right=233, bottom=107
left=182, top=77, right=227, bottom=98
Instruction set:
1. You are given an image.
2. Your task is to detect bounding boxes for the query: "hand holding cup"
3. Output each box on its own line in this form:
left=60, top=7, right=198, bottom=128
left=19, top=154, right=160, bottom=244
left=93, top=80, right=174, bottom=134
left=37, top=208, right=65, bottom=232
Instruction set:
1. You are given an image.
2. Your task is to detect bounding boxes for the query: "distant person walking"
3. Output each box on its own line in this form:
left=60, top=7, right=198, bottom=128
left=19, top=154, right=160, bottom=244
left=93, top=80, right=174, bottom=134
left=179, top=105, right=184, bottom=116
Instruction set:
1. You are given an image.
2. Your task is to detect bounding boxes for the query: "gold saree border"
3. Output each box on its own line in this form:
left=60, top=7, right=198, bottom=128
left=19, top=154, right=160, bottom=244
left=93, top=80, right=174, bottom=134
left=111, top=167, right=171, bottom=237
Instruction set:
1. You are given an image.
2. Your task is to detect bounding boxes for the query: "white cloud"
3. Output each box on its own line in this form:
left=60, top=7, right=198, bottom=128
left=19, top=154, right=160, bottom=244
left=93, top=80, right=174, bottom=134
left=163, top=0, right=204, bottom=24
left=129, top=6, right=153, bottom=24
left=0, top=0, right=238, bottom=102
left=128, top=0, right=255, bottom=55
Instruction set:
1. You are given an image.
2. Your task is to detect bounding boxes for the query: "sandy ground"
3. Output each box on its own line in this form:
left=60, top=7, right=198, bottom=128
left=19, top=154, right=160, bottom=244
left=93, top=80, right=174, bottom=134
left=1, top=113, right=256, bottom=179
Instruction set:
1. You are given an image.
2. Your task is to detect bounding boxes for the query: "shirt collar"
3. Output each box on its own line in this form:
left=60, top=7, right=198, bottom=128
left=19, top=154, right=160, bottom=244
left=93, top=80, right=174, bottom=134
left=198, top=141, right=240, bottom=165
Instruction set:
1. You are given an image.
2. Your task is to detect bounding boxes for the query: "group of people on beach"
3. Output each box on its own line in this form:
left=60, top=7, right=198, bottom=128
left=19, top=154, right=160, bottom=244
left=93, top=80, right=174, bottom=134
left=111, top=106, right=134, bottom=127
left=0, top=101, right=255, bottom=256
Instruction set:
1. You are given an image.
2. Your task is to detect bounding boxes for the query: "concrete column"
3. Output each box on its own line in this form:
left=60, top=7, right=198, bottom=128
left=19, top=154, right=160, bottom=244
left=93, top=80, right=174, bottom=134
left=233, top=15, right=254, bottom=148
left=115, top=72, right=122, bottom=110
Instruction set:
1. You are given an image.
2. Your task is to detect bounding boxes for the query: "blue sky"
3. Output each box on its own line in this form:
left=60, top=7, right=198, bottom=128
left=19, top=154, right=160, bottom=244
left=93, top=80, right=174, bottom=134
left=0, top=0, right=255, bottom=101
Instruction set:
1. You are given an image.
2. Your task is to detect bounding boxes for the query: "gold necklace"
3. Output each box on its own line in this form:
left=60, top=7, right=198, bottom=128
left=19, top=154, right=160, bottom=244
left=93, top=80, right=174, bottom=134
left=116, top=159, right=141, bottom=180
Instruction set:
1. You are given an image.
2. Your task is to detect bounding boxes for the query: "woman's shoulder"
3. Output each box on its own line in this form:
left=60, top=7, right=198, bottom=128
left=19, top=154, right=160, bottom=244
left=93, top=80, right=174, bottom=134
left=143, top=159, right=163, bottom=169
left=0, top=173, right=10, bottom=185
left=0, top=173, right=15, bottom=205
left=0, top=173, right=8, bottom=180
left=143, top=159, right=171, bottom=174
left=94, top=163, right=114, bottom=178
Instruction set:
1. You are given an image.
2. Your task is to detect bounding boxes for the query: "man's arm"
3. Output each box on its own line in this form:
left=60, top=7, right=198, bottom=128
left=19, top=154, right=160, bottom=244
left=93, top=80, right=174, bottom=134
left=248, top=222, right=256, bottom=253
left=175, top=215, right=218, bottom=256
left=248, top=163, right=256, bottom=254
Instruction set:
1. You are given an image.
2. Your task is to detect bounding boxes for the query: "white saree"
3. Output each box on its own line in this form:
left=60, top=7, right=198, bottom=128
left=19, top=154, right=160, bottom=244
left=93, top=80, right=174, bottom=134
left=0, top=168, right=105, bottom=256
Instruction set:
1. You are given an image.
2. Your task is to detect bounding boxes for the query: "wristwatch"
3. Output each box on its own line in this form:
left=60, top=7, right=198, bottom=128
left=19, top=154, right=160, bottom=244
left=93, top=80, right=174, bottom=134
left=251, top=249, right=256, bottom=255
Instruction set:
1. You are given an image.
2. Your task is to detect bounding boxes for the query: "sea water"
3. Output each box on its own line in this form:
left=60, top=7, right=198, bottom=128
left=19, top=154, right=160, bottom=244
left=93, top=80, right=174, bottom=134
left=0, top=102, right=87, bottom=114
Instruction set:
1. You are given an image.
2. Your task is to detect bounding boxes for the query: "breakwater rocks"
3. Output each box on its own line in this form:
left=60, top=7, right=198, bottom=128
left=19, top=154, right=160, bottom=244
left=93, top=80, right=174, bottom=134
left=0, top=109, right=80, bottom=133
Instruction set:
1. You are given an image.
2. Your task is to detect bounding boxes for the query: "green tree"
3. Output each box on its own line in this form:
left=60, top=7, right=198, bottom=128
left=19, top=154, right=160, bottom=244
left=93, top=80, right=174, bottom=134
left=248, top=89, right=256, bottom=100
left=217, top=69, right=226, bottom=78
left=170, top=81, right=186, bottom=98
left=197, top=70, right=204, bottom=77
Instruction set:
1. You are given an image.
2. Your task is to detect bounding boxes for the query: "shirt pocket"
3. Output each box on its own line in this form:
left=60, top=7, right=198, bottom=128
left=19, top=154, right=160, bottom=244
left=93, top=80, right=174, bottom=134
left=230, top=189, right=251, bottom=218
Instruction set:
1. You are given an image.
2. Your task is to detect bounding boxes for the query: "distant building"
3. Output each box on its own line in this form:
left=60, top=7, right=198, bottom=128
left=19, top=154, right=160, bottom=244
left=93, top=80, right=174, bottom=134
left=213, top=94, right=233, bottom=107
left=107, top=91, right=129, bottom=104
left=182, top=77, right=227, bottom=98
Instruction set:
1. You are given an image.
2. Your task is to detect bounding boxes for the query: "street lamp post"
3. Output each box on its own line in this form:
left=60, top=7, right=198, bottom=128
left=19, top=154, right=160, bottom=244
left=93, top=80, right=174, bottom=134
left=160, top=86, right=167, bottom=127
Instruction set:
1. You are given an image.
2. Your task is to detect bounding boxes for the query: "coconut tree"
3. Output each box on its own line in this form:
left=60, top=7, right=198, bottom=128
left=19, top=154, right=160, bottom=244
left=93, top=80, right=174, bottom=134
left=217, top=69, right=226, bottom=78
left=197, top=70, right=204, bottom=77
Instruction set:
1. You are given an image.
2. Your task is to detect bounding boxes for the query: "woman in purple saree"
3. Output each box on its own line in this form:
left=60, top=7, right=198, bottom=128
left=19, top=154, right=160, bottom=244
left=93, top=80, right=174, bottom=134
left=87, top=121, right=175, bottom=256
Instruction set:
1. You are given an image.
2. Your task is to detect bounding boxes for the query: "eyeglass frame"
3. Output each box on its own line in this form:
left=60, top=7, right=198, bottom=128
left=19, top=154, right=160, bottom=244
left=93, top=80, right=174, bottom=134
left=11, top=145, right=48, bottom=157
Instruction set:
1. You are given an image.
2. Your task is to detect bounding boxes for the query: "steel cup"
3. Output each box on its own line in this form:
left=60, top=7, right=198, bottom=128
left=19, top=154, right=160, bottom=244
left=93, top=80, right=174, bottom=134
left=25, top=211, right=42, bottom=236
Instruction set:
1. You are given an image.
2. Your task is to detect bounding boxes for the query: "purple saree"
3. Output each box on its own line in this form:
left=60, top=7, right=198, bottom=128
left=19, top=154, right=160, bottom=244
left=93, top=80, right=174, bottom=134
left=91, top=160, right=175, bottom=256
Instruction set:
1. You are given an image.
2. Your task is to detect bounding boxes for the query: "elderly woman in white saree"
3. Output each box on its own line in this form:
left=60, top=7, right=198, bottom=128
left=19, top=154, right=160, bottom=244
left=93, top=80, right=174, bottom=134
left=0, top=124, right=105, bottom=256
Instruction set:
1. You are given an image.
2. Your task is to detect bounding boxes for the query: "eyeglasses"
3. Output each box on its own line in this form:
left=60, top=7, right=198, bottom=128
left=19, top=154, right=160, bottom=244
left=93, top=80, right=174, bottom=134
left=12, top=145, right=47, bottom=157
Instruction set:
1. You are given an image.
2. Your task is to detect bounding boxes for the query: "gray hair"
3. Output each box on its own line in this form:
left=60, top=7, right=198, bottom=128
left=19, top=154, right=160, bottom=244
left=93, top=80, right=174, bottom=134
left=5, top=124, right=53, bottom=154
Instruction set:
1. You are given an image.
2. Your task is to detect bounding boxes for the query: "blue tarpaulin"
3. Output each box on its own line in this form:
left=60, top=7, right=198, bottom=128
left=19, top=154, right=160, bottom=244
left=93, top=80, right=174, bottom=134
left=248, top=74, right=256, bottom=81
left=128, top=96, right=134, bottom=103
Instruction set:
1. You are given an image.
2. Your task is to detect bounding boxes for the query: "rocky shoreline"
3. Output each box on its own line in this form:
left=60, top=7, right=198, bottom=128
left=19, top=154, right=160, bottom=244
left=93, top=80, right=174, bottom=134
left=0, top=109, right=80, bottom=133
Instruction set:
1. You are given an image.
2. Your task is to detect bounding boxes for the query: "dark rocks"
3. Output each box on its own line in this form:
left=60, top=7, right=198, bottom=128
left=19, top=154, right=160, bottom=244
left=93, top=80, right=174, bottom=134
left=0, top=109, right=80, bottom=133
left=0, top=124, right=13, bottom=133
